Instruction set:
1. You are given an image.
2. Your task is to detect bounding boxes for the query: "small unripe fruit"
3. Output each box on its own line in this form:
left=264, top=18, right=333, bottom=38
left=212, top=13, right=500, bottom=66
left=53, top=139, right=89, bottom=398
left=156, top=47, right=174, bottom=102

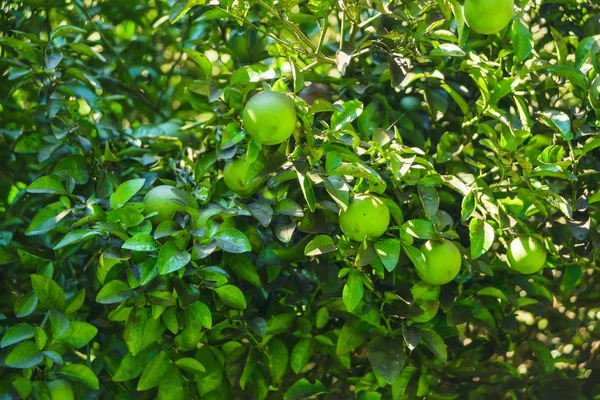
left=464, top=0, right=514, bottom=35
left=143, top=185, right=190, bottom=224
left=417, top=240, right=462, bottom=285
left=339, top=194, right=390, bottom=242
left=223, top=158, right=263, bottom=197
left=506, top=236, right=547, bottom=274
left=242, top=91, right=297, bottom=145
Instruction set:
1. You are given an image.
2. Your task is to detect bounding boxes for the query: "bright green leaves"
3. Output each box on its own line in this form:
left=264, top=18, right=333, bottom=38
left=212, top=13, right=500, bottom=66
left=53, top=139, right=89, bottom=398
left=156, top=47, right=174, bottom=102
left=109, top=178, right=145, bottom=209
left=56, top=364, right=99, bottom=390
left=215, top=285, right=247, bottom=310
left=304, top=235, right=336, bottom=256
left=96, top=280, right=132, bottom=304
left=469, top=218, right=495, bottom=259
left=31, top=274, right=65, bottom=311
left=374, top=238, right=401, bottom=272
left=5, top=342, right=43, bottom=369
left=158, top=241, right=191, bottom=275
left=188, top=301, right=212, bottom=329
left=1, top=323, right=35, bottom=348
left=291, top=339, right=314, bottom=374
left=343, top=270, right=364, bottom=312
left=124, top=309, right=147, bottom=356
left=138, top=351, right=170, bottom=391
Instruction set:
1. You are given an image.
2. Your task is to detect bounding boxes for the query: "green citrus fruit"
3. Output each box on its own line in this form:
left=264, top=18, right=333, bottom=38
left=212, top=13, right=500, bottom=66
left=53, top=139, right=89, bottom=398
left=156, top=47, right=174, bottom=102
left=506, top=236, right=547, bottom=274
left=339, top=194, right=390, bottom=241
left=417, top=240, right=462, bottom=285
left=464, top=0, right=514, bottom=35
left=143, top=185, right=192, bottom=224
left=195, top=203, right=225, bottom=229
left=46, top=380, right=74, bottom=400
left=223, top=158, right=263, bottom=197
left=242, top=91, right=297, bottom=145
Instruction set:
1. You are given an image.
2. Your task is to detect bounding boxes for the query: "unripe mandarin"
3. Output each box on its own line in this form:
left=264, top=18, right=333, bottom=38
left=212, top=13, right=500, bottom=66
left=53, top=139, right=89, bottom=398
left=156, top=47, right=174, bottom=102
left=339, top=194, right=390, bottom=241
left=242, top=91, right=297, bottom=145
left=417, top=240, right=462, bottom=285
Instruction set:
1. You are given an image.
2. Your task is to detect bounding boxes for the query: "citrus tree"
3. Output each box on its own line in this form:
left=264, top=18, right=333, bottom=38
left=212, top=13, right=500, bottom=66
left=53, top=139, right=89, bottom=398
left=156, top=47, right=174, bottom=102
left=1, top=0, right=599, bottom=399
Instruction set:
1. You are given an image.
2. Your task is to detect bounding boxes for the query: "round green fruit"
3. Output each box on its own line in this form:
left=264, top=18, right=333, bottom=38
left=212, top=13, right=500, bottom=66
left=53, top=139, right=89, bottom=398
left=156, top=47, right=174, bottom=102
left=46, top=380, right=74, bottom=400
left=242, top=91, right=297, bottom=145
left=464, top=0, right=514, bottom=35
left=506, top=236, right=547, bottom=274
left=223, top=158, right=263, bottom=197
left=339, top=194, right=390, bottom=242
left=143, top=185, right=191, bottom=224
left=417, top=240, right=462, bottom=285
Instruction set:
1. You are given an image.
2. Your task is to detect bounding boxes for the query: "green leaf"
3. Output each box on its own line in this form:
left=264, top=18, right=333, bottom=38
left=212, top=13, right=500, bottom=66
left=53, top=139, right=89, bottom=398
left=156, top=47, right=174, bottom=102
left=158, top=367, right=185, bottom=400
left=27, top=176, right=66, bottom=194
left=304, top=235, right=337, bottom=256
left=96, top=280, right=132, bottom=304
left=402, top=219, right=436, bottom=240
left=31, top=274, right=65, bottom=311
left=50, top=25, right=86, bottom=40
left=336, top=322, right=364, bottom=356
left=122, top=234, right=159, bottom=251
left=1, top=323, right=35, bottom=348
left=14, top=293, right=38, bottom=318
left=26, top=202, right=70, bottom=236
left=157, top=241, right=191, bottom=275
left=56, top=321, right=98, bottom=348
left=422, top=329, right=447, bottom=364
left=461, top=191, right=476, bottom=221
left=374, top=238, right=401, bottom=272
left=188, top=301, right=212, bottom=329
left=5, top=342, right=43, bottom=369
left=539, top=110, right=572, bottom=141
left=267, top=338, right=289, bottom=384
left=430, top=43, right=465, bottom=57
left=291, top=339, right=314, bottom=374
left=366, top=336, right=406, bottom=384
left=183, top=49, right=211, bottom=79
left=109, top=178, right=146, bottom=209
left=124, top=309, right=147, bottom=356
left=53, top=154, right=89, bottom=185
left=511, top=20, right=533, bottom=62
left=224, top=253, right=261, bottom=287
left=284, top=378, right=327, bottom=400
left=212, top=228, right=251, bottom=253
left=469, top=218, right=495, bottom=259
left=56, top=364, right=99, bottom=390
left=215, top=285, right=247, bottom=309
left=391, top=366, right=418, bottom=400
left=529, top=341, right=556, bottom=374
left=343, top=270, right=364, bottom=312
left=296, top=171, right=317, bottom=213
left=54, top=229, right=101, bottom=250
left=331, top=99, right=363, bottom=131
left=169, top=0, right=207, bottom=24
left=175, top=357, right=205, bottom=373
left=50, top=310, right=70, bottom=338
left=547, top=65, right=589, bottom=91
left=138, top=351, right=170, bottom=391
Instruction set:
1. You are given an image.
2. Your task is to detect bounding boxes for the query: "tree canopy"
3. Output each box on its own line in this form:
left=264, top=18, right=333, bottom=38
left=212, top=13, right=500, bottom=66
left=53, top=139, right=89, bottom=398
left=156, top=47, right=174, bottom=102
left=1, top=0, right=599, bottom=399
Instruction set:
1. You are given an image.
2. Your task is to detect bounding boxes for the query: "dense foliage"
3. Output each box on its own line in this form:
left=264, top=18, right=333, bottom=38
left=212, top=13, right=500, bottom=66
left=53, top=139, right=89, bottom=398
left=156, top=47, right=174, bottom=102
left=1, top=0, right=600, bottom=399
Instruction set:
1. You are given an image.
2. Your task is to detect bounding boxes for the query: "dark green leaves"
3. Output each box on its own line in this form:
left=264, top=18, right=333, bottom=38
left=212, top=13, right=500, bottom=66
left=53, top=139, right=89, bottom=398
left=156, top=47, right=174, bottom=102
left=284, top=378, right=327, bottom=400
left=212, top=229, right=251, bottom=253
left=27, top=176, right=66, bottom=194
left=422, top=329, right=447, bottom=364
left=366, top=336, right=406, bottom=384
